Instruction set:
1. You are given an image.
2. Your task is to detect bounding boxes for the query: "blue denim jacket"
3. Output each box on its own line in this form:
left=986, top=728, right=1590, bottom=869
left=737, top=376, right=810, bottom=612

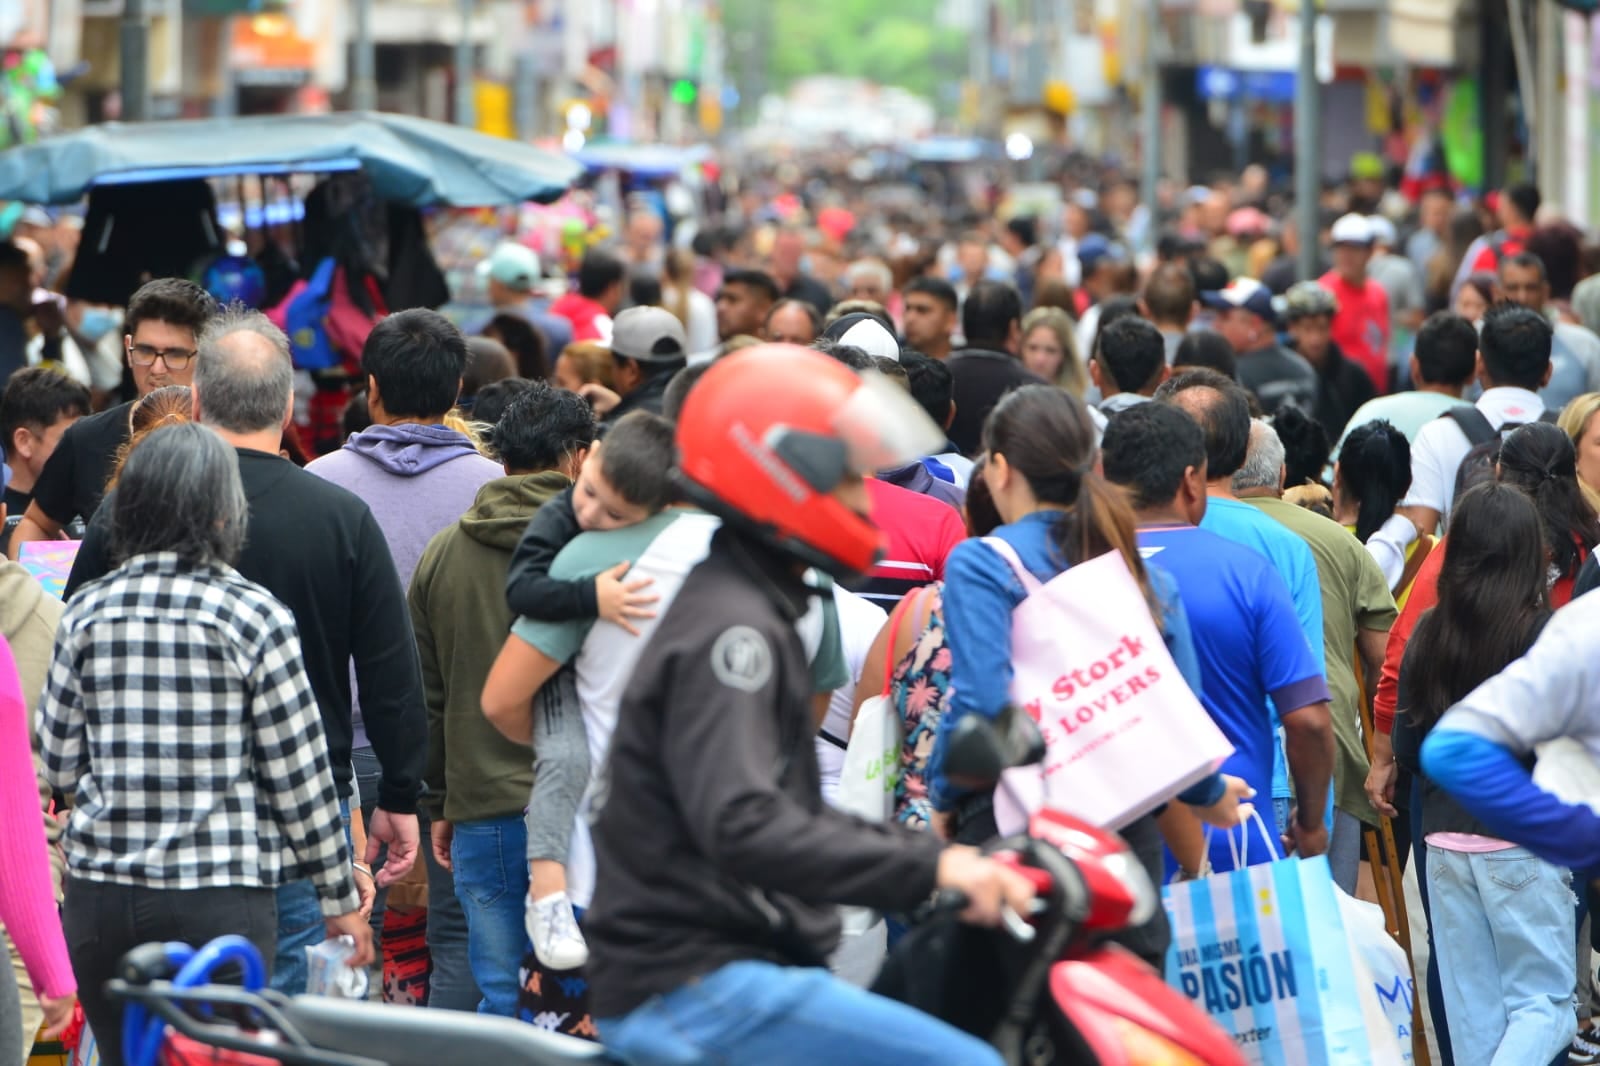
left=927, top=509, right=1215, bottom=812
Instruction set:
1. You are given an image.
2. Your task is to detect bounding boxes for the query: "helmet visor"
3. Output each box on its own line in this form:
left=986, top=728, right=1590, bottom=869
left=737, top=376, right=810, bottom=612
left=833, top=371, right=947, bottom=476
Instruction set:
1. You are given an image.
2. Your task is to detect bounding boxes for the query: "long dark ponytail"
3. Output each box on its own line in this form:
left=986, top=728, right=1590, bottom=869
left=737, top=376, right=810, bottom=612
left=981, top=385, right=1155, bottom=612
left=1339, top=419, right=1412, bottom=544
left=1404, top=482, right=1549, bottom=730
left=1495, top=421, right=1600, bottom=580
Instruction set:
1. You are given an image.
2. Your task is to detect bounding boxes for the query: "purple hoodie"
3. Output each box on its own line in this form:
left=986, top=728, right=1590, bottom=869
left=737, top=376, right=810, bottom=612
left=306, top=423, right=503, bottom=747
left=307, top=423, right=503, bottom=588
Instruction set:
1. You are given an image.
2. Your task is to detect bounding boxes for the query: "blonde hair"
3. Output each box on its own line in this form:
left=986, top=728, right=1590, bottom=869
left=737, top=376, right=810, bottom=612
left=108, top=385, right=193, bottom=489
left=1558, top=391, right=1600, bottom=514
left=662, top=249, right=694, bottom=329
left=443, top=410, right=491, bottom=457
left=1021, top=306, right=1088, bottom=398
left=557, top=342, right=616, bottom=390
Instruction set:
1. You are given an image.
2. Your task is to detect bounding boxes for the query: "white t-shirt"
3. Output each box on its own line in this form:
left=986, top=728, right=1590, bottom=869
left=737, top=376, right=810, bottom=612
left=1075, top=303, right=1102, bottom=365
left=685, top=288, right=718, bottom=354
left=815, top=587, right=888, bottom=805
left=554, top=512, right=720, bottom=907
left=513, top=511, right=836, bottom=908
left=1399, top=387, right=1545, bottom=526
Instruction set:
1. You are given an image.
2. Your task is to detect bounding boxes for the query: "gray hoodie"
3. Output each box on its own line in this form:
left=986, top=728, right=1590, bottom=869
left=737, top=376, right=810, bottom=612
left=305, top=423, right=502, bottom=747
left=306, top=423, right=503, bottom=589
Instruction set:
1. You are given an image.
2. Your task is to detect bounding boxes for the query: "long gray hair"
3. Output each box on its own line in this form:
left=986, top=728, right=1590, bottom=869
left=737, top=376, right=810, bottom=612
left=111, top=422, right=249, bottom=568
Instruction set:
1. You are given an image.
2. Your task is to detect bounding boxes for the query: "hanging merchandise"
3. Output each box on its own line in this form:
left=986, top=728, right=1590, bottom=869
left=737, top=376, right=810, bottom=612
left=0, top=45, right=61, bottom=149
left=195, top=253, right=269, bottom=308
left=1440, top=78, right=1485, bottom=191
left=66, top=181, right=223, bottom=308
left=385, top=205, right=450, bottom=312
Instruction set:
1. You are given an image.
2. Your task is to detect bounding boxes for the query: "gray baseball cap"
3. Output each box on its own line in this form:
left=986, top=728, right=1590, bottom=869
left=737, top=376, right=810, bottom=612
left=611, top=306, right=688, bottom=364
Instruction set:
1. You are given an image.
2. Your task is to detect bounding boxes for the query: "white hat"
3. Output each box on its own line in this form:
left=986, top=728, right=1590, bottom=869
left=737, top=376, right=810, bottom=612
left=822, top=313, right=900, bottom=362
left=1365, top=215, right=1398, bottom=248
left=1330, top=214, right=1375, bottom=246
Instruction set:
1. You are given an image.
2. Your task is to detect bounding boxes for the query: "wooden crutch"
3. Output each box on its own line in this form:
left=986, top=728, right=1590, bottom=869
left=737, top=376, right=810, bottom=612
left=1357, top=647, right=1430, bottom=1066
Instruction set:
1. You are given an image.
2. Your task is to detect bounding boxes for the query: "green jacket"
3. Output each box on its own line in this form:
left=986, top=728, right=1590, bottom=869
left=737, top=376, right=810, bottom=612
left=410, top=471, right=571, bottom=823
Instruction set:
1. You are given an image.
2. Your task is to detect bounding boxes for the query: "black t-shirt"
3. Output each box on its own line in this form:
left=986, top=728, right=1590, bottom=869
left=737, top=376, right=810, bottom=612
left=0, top=485, right=29, bottom=556
left=64, top=448, right=426, bottom=813
left=1300, top=342, right=1378, bottom=444
left=30, top=400, right=133, bottom=527
left=946, top=348, right=1048, bottom=457
left=2, top=484, right=28, bottom=517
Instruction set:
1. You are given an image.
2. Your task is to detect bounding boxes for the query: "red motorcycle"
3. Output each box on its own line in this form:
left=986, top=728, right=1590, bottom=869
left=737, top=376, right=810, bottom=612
left=107, top=712, right=1243, bottom=1066
left=870, top=712, right=1248, bottom=1065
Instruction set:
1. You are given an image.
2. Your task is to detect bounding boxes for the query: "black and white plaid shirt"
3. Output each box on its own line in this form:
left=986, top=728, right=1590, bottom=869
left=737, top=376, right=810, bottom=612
left=39, top=552, right=358, bottom=917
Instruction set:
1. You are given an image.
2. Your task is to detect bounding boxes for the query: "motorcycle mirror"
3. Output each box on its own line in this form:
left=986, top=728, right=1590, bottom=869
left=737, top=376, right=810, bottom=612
left=944, top=707, right=1046, bottom=790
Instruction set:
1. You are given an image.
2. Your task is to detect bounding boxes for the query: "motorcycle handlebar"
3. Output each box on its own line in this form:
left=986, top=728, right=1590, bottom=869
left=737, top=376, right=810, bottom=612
left=930, top=889, right=1039, bottom=943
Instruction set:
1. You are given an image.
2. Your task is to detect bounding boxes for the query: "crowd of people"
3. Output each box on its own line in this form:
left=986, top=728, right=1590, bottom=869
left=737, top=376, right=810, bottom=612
left=1, top=158, right=1600, bottom=1066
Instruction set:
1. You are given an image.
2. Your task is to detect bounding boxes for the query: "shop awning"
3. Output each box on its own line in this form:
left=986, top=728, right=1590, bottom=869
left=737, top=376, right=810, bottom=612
left=0, top=111, right=584, bottom=206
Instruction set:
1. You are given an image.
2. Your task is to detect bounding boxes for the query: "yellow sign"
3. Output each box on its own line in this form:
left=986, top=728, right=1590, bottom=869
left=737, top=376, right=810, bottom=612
left=699, top=95, right=723, bottom=135
left=475, top=81, right=514, bottom=139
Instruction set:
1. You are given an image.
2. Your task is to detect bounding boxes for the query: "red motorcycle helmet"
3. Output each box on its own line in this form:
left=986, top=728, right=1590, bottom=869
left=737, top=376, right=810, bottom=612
left=676, top=344, right=943, bottom=579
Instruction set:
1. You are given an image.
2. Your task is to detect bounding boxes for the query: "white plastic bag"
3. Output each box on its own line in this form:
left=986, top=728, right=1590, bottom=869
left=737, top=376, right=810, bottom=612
left=1336, top=890, right=1414, bottom=1064
left=837, top=692, right=901, bottom=824
left=305, top=935, right=370, bottom=999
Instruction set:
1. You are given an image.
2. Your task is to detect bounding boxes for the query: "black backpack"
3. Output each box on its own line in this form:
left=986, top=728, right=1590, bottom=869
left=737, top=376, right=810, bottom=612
left=1444, top=405, right=1559, bottom=504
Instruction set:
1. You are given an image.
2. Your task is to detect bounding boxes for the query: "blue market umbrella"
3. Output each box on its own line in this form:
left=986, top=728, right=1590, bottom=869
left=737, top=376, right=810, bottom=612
left=0, top=111, right=583, bottom=206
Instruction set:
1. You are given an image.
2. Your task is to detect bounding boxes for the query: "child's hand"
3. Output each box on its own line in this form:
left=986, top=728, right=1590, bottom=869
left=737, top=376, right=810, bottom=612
left=597, top=561, right=659, bottom=635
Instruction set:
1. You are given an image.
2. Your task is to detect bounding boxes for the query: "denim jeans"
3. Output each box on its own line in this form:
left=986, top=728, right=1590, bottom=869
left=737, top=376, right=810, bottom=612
left=271, top=877, right=326, bottom=996
left=421, top=815, right=481, bottom=1012
left=1428, top=844, right=1575, bottom=1066
left=1408, top=785, right=1453, bottom=1066
left=598, top=959, right=1001, bottom=1066
left=352, top=746, right=389, bottom=951
left=271, top=799, right=352, bottom=995
left=1327, top=809, right=1362, bottom=895
left=450, top=814, right=532, bottom=1017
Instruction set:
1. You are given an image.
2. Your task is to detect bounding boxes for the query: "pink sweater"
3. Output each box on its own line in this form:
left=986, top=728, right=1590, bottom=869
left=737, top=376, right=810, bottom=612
left=0, top=635, right=74, bottom=999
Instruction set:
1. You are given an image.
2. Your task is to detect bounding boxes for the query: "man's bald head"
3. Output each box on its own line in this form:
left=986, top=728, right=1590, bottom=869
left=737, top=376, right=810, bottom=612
left=193, top=308, right=295, bottom=433
left=764, top=299, right=821, bottom=345
left=1154, top=367, right=1252, bottom=479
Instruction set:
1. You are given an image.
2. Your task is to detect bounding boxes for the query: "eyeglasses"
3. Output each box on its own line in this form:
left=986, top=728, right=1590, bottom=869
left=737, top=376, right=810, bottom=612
left=126, top=341, right=197, bottom=370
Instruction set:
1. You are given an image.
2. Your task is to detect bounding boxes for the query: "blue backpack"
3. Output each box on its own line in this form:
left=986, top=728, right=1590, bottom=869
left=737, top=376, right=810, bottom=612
left=284, top=257, right=340, bottom=371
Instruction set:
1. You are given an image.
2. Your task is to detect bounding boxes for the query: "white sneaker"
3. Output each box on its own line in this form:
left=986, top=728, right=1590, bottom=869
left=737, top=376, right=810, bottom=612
left=526, top=892, right=589, bottom=971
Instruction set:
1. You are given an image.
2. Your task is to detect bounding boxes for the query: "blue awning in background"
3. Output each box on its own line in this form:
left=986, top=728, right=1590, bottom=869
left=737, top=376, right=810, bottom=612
left=1196, top=67, right=1297, bottom=105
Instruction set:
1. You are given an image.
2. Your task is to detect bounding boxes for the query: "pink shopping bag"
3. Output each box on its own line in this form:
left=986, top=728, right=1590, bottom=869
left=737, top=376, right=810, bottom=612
left=981, top=538, right=1233, bottom=833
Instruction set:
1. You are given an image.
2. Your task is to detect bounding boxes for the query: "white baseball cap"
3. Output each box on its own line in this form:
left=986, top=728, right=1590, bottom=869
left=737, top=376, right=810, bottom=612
left=1365, top=215, right=1398, bottom=248
left=1330, top=214, right=1375, bottom=247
